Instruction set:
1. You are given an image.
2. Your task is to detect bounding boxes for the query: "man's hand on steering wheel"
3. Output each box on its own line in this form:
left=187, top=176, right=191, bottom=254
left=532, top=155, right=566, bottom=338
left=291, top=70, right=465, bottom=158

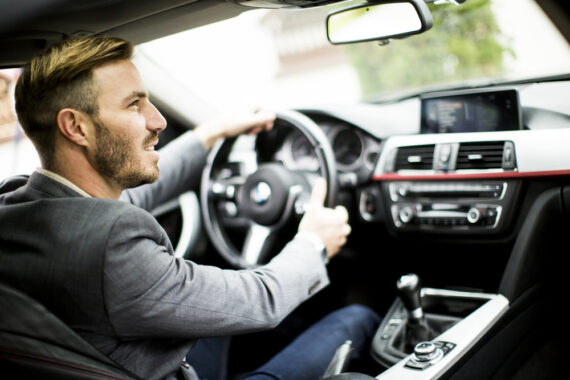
left=297, top=177, right=351, bottom=260
left=194, top=109, right=276, bottom=149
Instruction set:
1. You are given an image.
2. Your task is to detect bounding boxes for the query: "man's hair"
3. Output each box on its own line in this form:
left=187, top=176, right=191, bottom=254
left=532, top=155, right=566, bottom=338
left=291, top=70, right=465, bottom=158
left=15, top=37, right=133, bottom=168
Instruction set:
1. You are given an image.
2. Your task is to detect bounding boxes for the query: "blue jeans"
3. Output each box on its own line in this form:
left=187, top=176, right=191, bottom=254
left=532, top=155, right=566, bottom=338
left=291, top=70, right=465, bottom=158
left=186, top=305, right=381, bottom=380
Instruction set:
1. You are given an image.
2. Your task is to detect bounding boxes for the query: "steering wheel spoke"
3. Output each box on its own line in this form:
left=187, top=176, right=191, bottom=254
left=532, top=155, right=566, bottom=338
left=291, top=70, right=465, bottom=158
left=241, top=223, right=274, bottom=267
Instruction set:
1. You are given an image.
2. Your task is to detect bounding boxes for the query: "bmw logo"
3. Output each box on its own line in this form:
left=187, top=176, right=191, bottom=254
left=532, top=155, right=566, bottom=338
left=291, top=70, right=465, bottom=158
left=250, top=182, right=271, bottom=205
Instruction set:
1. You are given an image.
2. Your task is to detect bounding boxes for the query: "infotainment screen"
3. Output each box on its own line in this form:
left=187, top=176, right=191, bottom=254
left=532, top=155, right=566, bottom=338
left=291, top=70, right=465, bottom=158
left=420, top=89, right=521, bottom=134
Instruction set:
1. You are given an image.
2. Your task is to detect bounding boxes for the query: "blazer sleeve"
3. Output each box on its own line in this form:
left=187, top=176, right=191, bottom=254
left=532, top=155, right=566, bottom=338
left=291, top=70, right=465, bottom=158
left=102, top=206, right=329, bottom=339
left=120, top=131, right=207, bottom=211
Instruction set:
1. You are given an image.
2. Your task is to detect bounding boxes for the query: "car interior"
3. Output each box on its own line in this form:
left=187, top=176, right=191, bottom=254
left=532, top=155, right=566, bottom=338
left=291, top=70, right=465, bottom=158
left=1, top=0, right=570, bottom=379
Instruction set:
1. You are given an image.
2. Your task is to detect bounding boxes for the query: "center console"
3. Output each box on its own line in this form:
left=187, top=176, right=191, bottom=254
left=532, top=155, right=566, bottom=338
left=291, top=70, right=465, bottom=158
left=345, top=89, right=544, bottom=379
left=370, top=274, right=509, bottom=380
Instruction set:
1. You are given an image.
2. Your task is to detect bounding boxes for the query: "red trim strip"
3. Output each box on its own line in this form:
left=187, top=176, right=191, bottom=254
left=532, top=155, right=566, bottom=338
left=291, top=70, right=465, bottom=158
left=372, top=169, right=570, bottom=181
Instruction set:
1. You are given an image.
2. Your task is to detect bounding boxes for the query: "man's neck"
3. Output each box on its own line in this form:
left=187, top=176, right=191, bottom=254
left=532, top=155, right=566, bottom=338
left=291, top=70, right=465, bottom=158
left=36, top=168, right=93, bottom=198
left=46, top=163, right=122, bottom=199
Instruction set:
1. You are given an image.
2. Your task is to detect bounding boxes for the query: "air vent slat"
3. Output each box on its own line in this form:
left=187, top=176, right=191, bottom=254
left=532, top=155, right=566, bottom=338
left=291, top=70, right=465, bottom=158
left=456, top=141, right=505, bottom=170
left=395, top=145, right=435, bottom=170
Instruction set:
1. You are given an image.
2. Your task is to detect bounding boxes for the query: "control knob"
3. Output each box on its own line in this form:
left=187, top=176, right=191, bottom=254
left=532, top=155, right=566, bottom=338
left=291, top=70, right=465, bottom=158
left=467, top=207, right=483, bottom=224
left=413, top=341, right=443, bottom=363
left=399, top=206, right=415, bottom=224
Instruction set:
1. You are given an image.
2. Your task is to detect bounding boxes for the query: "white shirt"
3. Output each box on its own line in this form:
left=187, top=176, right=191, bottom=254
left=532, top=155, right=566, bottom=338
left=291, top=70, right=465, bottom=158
left=35, top=167, right=92, bottom=198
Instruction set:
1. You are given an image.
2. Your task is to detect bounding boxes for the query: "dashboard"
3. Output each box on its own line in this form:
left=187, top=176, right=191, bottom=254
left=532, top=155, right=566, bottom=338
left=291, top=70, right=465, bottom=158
left=217, top=80, right=570, bottom=243
left=197, top=79, right=570, bottom=313
left=289, top=81, right=570, bottom=239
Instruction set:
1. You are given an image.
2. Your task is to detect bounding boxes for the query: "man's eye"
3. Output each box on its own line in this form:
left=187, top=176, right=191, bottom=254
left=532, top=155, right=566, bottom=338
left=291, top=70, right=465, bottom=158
left=129, top=99, right=140, bottom=108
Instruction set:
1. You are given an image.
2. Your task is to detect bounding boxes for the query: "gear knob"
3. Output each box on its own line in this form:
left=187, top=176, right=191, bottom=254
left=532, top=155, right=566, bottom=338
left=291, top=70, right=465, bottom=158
left=397, top=273, right=423, bottom=322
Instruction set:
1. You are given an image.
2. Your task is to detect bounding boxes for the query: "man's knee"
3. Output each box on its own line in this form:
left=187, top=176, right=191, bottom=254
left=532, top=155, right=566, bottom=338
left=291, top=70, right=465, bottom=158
left=326, top=304, right=382, bottom=339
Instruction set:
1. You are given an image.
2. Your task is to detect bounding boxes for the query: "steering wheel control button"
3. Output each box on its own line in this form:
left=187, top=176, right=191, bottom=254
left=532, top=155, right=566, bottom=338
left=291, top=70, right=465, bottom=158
left=220, top=202, right=238, bottom=218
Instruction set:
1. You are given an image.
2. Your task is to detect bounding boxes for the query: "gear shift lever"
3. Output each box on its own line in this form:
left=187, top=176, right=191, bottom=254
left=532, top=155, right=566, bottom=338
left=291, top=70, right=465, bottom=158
left=397, top=273, right=424, bottom=323
left=396, top=273, right=434, bottom=352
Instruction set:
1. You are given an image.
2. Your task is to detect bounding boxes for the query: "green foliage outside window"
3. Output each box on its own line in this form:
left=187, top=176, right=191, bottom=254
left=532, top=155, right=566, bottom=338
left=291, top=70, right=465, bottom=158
left=342, top=0, right=513, bottom=100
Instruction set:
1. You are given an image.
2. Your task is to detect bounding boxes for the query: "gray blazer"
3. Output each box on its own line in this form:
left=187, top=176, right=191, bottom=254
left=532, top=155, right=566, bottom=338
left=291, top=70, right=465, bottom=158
left=0, top=131, right=329, bottom=379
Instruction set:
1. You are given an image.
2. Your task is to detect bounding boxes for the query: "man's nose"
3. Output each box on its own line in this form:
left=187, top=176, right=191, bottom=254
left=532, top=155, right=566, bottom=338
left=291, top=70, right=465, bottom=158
left=146, top=102, right=167, bottom=132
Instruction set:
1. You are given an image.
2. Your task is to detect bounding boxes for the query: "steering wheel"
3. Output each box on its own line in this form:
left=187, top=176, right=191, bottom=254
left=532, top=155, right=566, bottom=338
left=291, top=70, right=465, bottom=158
left=200, top=110, right=338, bottom=268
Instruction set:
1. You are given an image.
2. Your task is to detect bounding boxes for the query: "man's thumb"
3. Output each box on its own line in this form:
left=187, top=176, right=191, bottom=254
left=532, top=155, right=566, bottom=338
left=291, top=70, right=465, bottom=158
left=309, top=177, right=327, bottom=208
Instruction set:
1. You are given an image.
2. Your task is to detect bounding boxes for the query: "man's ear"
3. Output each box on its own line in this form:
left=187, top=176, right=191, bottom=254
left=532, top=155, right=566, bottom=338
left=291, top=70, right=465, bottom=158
left=56, top=108, right=93, bottom=147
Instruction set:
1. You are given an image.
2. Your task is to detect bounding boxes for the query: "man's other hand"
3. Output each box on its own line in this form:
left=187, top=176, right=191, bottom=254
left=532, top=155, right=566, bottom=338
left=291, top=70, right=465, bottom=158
left=298, top=178, right=351, bottom=260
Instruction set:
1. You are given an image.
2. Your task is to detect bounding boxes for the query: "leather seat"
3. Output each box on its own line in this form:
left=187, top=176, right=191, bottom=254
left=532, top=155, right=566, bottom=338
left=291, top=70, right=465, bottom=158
left=0, top=282, right=139, bottom=379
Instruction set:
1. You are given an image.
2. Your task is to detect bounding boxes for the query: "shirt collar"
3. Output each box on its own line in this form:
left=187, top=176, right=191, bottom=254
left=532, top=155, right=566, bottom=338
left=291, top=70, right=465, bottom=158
left=35, top=168, right=92, bottom=198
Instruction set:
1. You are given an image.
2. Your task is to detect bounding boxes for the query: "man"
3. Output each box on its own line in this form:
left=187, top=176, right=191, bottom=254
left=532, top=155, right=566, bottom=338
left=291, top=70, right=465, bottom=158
left=0, top=37, right=380, bottom=379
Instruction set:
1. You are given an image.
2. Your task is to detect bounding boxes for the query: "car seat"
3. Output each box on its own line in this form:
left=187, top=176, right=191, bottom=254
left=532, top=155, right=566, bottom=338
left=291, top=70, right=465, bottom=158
left=0, top=281, right=140, bottom=379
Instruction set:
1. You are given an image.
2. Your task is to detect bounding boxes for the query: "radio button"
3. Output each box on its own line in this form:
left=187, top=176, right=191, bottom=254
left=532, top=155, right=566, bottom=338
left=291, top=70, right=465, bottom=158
left=467, top=207, right=482, bottom=224
left=399, top=206, right=415, bottom=224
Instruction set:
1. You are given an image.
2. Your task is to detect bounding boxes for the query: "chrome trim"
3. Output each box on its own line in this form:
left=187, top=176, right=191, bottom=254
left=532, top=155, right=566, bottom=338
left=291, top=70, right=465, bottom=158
left=388, top=182, right=508, bottom=202
left=421, top=287, right=496, bottom=300
left=407, top=155, right=422, bottom=164
left=391, top=203, right=502, bottom=229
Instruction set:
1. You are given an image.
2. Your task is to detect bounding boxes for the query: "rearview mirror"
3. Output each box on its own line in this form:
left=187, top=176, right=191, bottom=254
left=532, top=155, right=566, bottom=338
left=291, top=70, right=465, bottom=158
left=326, top=0, right=433, bottom=45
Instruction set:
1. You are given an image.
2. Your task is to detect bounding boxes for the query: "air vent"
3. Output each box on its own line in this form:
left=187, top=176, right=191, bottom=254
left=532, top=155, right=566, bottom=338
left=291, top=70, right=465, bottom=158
left=456, top=141, right=505, bottom=170
left=394, top=145, right=435, bottom=170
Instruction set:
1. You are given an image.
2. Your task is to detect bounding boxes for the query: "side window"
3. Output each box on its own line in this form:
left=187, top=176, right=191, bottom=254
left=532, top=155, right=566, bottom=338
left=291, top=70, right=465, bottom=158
left=0, top=69, right=39, bottom=180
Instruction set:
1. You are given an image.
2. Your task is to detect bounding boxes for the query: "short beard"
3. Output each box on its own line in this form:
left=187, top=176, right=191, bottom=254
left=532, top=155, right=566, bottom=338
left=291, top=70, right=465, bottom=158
left=92, top=118, right=159, bottom=189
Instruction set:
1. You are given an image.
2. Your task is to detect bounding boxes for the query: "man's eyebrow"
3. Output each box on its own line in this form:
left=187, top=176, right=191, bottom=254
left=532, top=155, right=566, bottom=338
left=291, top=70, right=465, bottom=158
left=124, top=91, right=149, bottom=102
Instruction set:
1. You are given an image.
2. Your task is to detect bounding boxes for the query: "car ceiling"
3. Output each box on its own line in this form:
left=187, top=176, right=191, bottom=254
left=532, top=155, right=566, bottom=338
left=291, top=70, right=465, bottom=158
left=0, top=0, right=252, bottom=68
left=0, top=0, right=569, bottom=69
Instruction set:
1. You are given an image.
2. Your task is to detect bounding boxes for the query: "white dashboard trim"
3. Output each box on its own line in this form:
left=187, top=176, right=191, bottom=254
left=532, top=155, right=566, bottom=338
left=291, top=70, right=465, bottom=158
left=374, top=129, right=570, bottom=178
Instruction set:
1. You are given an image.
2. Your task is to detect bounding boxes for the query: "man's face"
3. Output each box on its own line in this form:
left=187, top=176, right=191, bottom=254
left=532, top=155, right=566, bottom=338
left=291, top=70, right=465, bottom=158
left=90, top=60, right=166, bottom=189
left=92, top=116, right=159, bottom=189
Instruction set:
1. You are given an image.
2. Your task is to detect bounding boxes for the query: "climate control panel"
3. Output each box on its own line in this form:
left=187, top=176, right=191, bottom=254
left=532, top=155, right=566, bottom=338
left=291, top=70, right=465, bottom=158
left=380, top=180, right=520, bottom=234
left=392, top=203, right=501, bottom=229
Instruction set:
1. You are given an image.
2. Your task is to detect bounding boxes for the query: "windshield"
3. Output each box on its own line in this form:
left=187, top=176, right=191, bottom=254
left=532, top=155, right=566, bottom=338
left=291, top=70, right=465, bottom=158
left=139, top=0, right=570, bottom=109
